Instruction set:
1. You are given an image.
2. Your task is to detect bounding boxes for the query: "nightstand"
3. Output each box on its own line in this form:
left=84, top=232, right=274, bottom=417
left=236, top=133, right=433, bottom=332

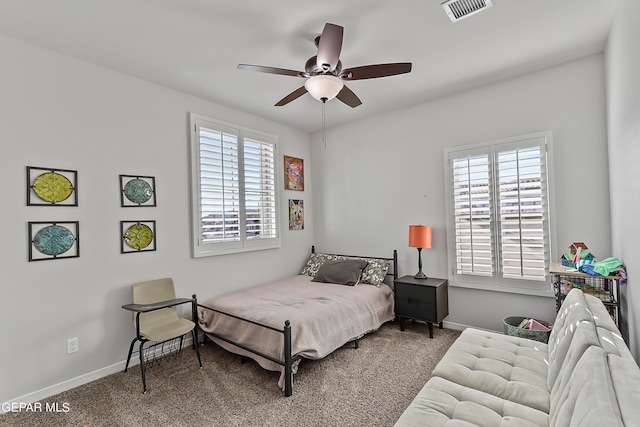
left=394, top=275, right=449, bottom=338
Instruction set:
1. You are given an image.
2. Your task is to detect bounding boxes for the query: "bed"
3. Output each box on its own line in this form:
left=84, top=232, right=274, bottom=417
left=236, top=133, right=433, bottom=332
left=195, top=247, right=398, bottom=396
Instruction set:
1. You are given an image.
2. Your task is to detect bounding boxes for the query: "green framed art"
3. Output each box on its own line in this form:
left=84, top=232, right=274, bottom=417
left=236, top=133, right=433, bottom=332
left=121, top=220, right=156, bottom=253
left=27, top=166, right=78, bottom=206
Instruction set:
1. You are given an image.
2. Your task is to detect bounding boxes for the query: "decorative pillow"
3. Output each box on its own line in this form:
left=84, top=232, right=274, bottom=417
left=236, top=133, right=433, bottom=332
left=301, top=252, right=345, bottom=276
left=311, top=259, right=369, bottom=286
left=359, top=258, right=391, bottom=286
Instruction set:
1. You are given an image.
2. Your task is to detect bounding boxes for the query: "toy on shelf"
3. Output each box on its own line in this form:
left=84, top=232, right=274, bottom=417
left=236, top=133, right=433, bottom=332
left=561, top=241, right=594, bottom=270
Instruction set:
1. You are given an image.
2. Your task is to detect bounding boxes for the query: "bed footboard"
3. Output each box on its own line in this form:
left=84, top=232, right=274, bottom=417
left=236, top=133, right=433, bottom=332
left=194, top=299, right=300, bottom=396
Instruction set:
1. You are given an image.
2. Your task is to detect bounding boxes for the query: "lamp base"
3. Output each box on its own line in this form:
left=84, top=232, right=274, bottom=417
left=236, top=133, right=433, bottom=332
left=413, top=270, right=428, bottom=279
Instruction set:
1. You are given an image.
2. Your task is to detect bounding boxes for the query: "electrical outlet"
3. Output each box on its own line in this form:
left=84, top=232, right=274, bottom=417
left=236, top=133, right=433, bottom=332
left=66, top=337, right=78, bottom=354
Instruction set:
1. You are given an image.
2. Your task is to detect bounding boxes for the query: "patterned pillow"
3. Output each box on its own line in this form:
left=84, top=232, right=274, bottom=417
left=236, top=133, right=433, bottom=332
left=301, top=253, right=346, bottom=276
left=301, top=253, right=390, bottom=286
left=359, top=258, right=391, bottom=286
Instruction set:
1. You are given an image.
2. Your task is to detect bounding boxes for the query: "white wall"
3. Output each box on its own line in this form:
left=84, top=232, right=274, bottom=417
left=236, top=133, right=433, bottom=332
left=0, top=35, right=313, bottom=403
left=606, top=0, right=640, bottom=359
left=312, top=54, right=611, bottom=333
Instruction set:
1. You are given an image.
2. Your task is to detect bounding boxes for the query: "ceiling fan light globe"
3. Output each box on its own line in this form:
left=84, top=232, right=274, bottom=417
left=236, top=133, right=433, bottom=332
left=304, top=75, right=344, bottom=102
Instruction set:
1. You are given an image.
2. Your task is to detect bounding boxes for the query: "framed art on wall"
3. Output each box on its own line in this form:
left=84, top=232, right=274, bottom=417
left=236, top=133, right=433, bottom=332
left=27, top=166, right=78, bottom=206
left=289, top=199, right=304, bottom=230
left=120, top=175, right=156, bottom=207
left=120, top=220, right=156, bottom=253
left=284, top=156, right=304, bottom=191
left=28, top=221, right=79, bottom=261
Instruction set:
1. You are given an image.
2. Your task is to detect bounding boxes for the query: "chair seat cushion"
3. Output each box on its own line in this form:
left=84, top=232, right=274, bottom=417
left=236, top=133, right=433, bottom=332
left=141, top=317, right=194, bottom=342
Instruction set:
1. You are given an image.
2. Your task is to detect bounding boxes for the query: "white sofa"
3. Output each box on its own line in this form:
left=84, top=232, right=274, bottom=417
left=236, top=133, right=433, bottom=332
left=394, top=289, right=640, bottom=426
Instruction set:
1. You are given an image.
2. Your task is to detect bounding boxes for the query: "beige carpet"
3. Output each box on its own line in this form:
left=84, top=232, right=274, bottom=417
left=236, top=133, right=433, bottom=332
left=1, top=321, right=460, bottom=427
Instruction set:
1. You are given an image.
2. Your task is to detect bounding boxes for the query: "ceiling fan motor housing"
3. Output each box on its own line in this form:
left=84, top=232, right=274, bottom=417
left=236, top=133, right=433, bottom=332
left=305, top=56, right=342, bottom=76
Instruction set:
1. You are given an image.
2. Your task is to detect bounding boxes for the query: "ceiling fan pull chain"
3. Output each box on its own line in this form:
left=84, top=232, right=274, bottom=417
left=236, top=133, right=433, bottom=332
left=322, top=98, right=327, bottom=147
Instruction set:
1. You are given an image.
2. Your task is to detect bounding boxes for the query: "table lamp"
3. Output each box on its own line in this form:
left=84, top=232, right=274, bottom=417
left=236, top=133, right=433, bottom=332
left=409, top=225, right=432, bottom=279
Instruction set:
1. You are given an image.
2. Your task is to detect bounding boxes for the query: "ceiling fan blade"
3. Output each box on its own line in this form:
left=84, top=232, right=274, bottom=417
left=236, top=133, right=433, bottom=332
left=336, top=85, right=362, bottom=108
left=238, top=64, right=305, bottom=77
left=316, top=23, right=343, bottom=72
left=340, top=63, right=412, bottom=80
left=275, top=86, right=308, bottom=106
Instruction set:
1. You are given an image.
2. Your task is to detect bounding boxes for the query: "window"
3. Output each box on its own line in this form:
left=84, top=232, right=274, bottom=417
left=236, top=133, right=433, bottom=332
left=444, top=132, right=555, bottom=294
left=190, top=113, right=280, bottom=257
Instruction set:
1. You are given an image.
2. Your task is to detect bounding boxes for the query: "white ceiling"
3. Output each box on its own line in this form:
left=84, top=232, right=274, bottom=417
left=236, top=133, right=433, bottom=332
left=0, top=0, right=618, bottom=133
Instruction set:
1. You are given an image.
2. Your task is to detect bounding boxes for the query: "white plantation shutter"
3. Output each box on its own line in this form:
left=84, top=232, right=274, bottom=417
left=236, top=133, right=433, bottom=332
left=191, top=114, right=280, bottom=257
left=496, top=141, right=547, bottom=281
left=199, top=126, right=241, bottom=244
left=452, top=152, right=494, bottom=276
left=445, top=132, right=553, bottom=292
left=243, top=137, right=277, bottom=240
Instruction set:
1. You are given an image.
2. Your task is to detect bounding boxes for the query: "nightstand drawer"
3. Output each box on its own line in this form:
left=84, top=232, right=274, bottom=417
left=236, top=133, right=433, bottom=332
left=395, top=283, right=434, bottom=303
left=396, top=298, right=436, bottom=322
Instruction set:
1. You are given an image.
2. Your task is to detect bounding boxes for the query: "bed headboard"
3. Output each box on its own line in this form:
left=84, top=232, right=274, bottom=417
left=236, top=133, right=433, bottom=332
left=310, top=245, right=398, bottom=282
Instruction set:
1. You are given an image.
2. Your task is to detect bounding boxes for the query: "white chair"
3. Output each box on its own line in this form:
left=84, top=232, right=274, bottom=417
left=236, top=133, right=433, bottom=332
left=122, top=278, right=202, bottom=393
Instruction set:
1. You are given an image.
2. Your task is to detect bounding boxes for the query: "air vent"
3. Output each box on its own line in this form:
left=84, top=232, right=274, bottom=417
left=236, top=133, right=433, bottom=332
left=442, top=0, right=493, bottom=23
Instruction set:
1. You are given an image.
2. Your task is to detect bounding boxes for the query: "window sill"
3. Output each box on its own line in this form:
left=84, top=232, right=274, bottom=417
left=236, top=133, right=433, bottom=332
left=449, top=280, right=555, bottom=298
left=193, top=241, right=281, bottom=258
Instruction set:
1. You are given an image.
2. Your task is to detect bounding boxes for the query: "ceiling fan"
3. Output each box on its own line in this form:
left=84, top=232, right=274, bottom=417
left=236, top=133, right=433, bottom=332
left=238, top=23, right=412, bottom=108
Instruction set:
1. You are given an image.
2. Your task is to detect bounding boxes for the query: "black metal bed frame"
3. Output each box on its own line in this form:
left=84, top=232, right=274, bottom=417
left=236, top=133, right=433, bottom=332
left=193, top=246, right=398, bottom=397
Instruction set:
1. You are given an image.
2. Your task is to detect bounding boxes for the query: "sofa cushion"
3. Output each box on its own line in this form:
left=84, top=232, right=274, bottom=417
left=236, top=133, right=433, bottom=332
left=431, top=328, right=550, bottom=413
left=584, top=293, right=630, bottom=357
left=608, top=353, right=640, bottom=425
left=549, top=346, right=624, bottom=427
left=546, top=289, right=600, bottom=389
left=584, top=293, right=621, bottom=333
left=548, top=319, right=601, bottom=399
left=394, top=376, right=548, bottom=427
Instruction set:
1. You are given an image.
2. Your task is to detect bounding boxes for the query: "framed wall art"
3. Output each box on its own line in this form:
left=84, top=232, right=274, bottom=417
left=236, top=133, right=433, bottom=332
left=289, top=199, right=304, bottom=230
left=28, top=221, right=79, bottom=261
left=27, top=166, right=78, bottom=206
left=120, top=175, right=156, bottom=207
left=120, top=220, right=156, bottom=253
left=284, top=156, right=304, bottom=191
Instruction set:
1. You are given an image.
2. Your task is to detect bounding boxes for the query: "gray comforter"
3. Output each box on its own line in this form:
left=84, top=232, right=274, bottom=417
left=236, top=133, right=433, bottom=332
left=198, top=274, right=395, bottom=389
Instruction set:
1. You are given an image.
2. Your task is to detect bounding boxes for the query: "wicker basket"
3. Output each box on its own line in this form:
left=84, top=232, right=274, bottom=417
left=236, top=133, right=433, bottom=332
left=503, top=316, right=552, bottom=343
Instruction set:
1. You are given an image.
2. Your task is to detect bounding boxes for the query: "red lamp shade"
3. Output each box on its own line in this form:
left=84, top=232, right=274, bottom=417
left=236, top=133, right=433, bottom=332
left=409, top=225, right=432, bottom=249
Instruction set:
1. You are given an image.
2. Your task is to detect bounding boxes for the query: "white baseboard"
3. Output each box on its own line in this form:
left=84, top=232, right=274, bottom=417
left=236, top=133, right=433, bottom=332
left=1, top=360, right=129, bottom=415
left=443, top=320, right=501, bottom=334
left=1, top=336, right=195, bottom=414
left=442, top=320, right=467, bottom=331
